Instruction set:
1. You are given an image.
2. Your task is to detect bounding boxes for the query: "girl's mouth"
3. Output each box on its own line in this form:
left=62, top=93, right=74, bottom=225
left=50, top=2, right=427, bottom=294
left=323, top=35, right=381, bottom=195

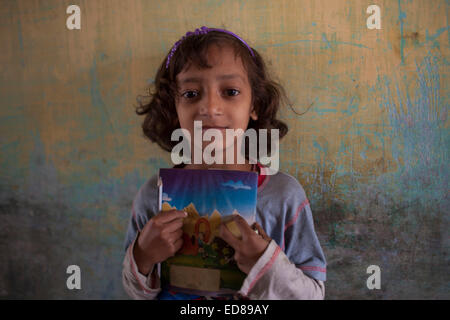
left=201, top=126, right=228, bottom=131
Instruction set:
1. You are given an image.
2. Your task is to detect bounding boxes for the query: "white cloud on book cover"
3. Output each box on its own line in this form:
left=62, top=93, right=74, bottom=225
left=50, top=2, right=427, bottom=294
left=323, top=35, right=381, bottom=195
left=221, top=180, right=252, bottom=190
left=162, top=192, right=172, bottom=201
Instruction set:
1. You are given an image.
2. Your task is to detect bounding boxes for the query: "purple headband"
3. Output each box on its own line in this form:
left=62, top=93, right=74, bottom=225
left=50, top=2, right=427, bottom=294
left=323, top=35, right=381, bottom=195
left=165, top=26, right=255, bottom=69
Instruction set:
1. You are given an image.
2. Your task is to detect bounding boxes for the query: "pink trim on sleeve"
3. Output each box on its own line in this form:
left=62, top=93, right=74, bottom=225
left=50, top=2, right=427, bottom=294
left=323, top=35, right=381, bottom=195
left=281, top=199, right=309, bottom=250
left=285, top=199, right=309, bottom=231
left=297, top=265, right=327, bottom=273
left=245, top=245, right=282, bottom=295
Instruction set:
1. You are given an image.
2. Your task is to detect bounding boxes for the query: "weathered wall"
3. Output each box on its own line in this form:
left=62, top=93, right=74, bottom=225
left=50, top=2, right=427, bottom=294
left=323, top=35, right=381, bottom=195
left=0, top=0, right=448, bottom=299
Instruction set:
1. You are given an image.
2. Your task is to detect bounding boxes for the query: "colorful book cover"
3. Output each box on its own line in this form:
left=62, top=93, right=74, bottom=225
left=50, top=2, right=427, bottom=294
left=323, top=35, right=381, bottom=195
left=158, top=168, right=258, bottom=296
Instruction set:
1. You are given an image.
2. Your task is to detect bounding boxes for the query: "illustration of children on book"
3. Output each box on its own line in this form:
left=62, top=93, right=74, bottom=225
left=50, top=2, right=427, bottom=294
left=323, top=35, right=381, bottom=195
left=162, top=201, right=237, bottom=267
left=198, top=231, right=218, bottom=260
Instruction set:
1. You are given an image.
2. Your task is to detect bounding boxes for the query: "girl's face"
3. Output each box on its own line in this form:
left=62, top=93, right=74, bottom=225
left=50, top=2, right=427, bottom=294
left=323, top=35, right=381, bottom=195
left=175, top=44, right=257, bottom=158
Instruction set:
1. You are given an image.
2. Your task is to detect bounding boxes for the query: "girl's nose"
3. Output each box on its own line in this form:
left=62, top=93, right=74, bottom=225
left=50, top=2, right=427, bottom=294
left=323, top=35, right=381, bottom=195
left=199, top=91, right=223, bottom=117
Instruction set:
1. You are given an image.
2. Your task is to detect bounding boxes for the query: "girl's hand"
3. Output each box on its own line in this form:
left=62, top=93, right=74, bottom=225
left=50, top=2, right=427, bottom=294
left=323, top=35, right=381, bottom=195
left=133, top=210, right=187, bottom=275
left=219, top=215, right=271, bottom=274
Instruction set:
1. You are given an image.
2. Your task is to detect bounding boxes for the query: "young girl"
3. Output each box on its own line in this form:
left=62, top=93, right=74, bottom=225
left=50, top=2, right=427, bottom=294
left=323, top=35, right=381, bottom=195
left=122, top=26, right=326, bottom=300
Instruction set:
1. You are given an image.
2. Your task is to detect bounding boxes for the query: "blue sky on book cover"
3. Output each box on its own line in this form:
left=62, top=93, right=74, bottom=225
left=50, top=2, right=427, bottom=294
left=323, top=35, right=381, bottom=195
left=159, top=168, right=258, bottom=221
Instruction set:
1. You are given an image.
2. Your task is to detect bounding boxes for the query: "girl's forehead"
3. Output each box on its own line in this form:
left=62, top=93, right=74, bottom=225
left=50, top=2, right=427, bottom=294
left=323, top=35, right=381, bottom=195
left=176, top=70, right=249, bottom=88
left=176, top=46, right=249, bottom=83
left=177, top=72, right=248, bottom=87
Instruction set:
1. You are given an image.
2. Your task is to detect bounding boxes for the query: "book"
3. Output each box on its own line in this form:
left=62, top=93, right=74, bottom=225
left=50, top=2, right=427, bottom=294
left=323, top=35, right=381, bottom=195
left=158, top=168, right=258, bottom=296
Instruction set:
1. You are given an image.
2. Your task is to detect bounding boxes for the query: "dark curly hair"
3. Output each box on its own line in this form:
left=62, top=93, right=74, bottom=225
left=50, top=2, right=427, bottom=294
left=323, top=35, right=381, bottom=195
left=136, top=28, right=289, bottom=158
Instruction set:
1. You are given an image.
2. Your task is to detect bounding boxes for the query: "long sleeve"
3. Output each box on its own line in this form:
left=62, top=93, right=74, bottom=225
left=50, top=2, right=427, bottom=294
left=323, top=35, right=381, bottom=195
left=248, top=171, right=327, bottom=300
left=238, top=240, right=325, bottom=299
left=122, top=234, right=161, bottom=299
left=122, top=175, right=162, bottom=299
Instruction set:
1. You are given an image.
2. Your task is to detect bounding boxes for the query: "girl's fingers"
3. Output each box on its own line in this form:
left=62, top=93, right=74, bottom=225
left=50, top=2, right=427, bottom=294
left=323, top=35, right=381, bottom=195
left=232, top=215, right=253, bottom=239
left=218, top=223, right=240, bottom=249
left=168, top=228, right=183, bottom=242
left=252, top=222, right=271, bottom=241
left=165, top=218, right=184, bottom=233
left=173, top=237, right=183, bottom=253
left=158, top=210, right=187, bottom=223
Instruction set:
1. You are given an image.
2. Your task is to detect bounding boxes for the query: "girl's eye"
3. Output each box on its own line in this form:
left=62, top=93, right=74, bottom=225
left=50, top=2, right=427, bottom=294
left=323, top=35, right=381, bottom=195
left=226, top=89, right=240, bottom=97
left=182, top=91, right=199, bottom=99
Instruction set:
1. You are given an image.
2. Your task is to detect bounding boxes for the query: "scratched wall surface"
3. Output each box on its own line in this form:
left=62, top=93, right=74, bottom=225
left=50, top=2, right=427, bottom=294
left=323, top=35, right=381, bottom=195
left=0, top=0, right=448, bottom=299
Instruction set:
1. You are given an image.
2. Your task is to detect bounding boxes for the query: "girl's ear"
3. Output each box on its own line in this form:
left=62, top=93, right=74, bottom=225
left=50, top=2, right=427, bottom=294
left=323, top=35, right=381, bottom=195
left=250, top=108, right=258, bottom=121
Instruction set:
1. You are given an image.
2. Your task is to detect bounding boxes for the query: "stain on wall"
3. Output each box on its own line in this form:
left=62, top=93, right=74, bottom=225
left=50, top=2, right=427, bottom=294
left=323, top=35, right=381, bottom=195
left=0, top=0, right=448, bottom=299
